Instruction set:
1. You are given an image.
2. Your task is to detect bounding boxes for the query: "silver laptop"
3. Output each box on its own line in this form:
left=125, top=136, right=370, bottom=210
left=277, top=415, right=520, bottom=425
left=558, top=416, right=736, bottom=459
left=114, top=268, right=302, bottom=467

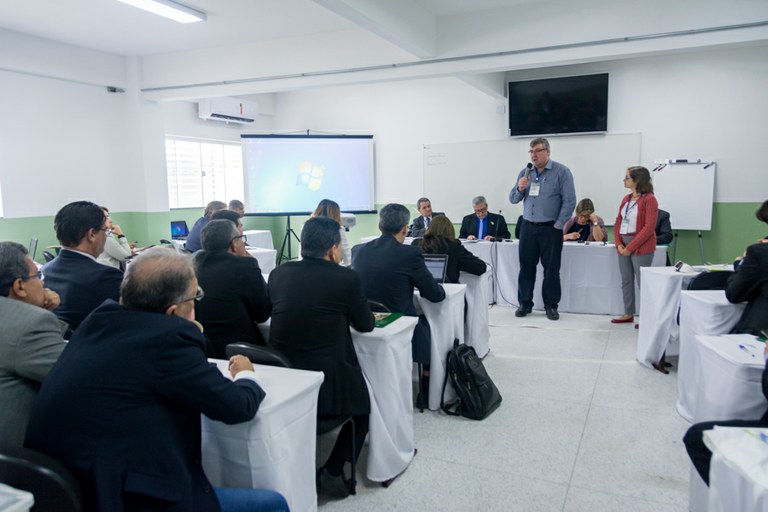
left=423, top=254, right=448, bottom=284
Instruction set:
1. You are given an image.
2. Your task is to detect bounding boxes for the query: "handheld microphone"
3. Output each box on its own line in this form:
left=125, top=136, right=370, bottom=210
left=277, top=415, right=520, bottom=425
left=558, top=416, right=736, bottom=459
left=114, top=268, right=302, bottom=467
left=523, top=162, right=533, bottom=179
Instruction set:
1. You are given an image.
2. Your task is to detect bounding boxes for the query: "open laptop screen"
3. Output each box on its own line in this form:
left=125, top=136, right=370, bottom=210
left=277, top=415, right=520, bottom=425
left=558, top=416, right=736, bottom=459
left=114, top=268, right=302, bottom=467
left=170, top=221, right=189, bottom=239
left=423, top=254, right=448, bottom=284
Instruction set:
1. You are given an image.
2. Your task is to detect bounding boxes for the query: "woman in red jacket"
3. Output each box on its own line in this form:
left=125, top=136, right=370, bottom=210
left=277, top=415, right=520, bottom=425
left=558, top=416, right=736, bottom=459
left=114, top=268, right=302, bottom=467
left=611, top=166, right=658, bottom=326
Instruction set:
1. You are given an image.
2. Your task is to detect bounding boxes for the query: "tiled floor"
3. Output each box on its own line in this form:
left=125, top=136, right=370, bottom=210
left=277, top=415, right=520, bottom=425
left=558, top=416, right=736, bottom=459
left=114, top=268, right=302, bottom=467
left=319, top=306, right=692, bottom=511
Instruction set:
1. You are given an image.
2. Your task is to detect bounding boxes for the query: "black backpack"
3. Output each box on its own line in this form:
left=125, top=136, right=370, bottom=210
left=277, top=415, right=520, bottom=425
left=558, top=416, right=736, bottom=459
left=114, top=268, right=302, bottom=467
left=441, top=339, right=502, bottom=420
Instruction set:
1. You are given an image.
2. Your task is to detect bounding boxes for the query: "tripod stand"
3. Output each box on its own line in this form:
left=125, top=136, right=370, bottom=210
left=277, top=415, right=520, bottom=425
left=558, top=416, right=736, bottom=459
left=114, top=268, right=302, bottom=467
left=277, top=216, right=301, bottom=264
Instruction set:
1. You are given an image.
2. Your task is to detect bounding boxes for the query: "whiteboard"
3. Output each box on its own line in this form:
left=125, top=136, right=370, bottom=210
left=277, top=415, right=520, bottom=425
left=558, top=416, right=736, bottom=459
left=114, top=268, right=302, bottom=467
left=423, top=134, right=642, bottom=228
left=652, top=163, right=715, bottom=231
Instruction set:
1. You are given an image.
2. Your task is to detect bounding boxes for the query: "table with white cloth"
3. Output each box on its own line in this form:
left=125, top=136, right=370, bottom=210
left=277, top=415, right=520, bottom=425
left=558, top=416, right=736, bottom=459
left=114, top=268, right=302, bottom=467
left=692, top=334, right=767, bottom=423
left=243, top=229, right=275, bottom=250
left=464, top=240, right=667, bottom=314
left=704, top=426, right=768, bottom=512
left=461, top=241, right=495, bottom=304
left=246, top=247, right=277, bottom=275
left=201, top=360, right=324, bottom=512
left=351, top=316, right=418, bottom=482
left=676, top=290, right=746, bottom=422
left=460, top=269, right=491, bottom=358
left=256, top=317, right=420, bottom=483
left=414, top=283, right=467, bottom=410
left=636, top=267, right=699, bottom=368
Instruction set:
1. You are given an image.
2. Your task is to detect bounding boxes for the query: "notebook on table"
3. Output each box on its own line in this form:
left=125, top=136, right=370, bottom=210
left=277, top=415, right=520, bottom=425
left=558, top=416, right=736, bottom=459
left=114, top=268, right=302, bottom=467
left=170, top=220, right=189, bottom=240
left=423, top=254, right=448, bottom=284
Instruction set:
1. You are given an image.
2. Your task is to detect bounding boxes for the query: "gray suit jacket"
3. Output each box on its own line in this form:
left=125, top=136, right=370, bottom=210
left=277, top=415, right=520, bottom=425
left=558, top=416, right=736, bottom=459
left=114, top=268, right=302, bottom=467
left=0, top=296, right=67, bottom=448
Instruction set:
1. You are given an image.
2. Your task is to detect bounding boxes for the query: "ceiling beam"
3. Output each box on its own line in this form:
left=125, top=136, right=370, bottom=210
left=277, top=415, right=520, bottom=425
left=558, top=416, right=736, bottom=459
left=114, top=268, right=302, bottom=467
left=312, top=0, right=436, bottom=58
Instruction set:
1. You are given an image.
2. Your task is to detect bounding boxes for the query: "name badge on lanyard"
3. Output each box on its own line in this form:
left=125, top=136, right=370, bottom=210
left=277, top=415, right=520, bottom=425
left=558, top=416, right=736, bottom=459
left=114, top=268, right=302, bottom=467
left=530, top=180, right=541, bottom=197
left=620, top=198, right=638, bottom=235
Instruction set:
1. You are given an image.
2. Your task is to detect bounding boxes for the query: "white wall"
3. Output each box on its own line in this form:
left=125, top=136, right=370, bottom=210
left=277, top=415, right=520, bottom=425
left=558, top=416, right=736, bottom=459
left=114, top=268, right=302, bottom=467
left=271, top=44, right=768, bottom=205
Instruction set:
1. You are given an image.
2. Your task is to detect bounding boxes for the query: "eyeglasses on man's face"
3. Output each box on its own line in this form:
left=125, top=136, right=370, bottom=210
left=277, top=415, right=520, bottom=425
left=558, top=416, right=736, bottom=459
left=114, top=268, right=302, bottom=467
left=231, top=235, right=247, bottom=243
left=528, top=147, right=547, bottom=155
left=179, top=286, right=205, bottom=305
left=94, top=226, right=112, bottom=236
left=22, top=269, right=44, bottom=282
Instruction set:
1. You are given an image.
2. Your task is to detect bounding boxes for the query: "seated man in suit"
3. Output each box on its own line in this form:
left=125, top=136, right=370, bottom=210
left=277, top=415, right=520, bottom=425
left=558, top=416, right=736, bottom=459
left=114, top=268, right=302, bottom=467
left=269, top=217, right=374, bottom=498
left=459, top=196, right=511, bottom=240
left=655, top=209, right=673, bottom=265
left=409, top=197, right=443, bottom=238
left=186, top=200, right=227, bottom=252
left=194, top=219, right=270, bottom=358
left=229, top=199, right=245, bottom=218
left=42, top=201, right=123, bottom=332
left=352, top=203, right=445, bottom=408
left=725, top=199, right=768, bottom=336
left=25, top=247, right=287, bottom=512
left=683, top=201, right=768, bottom=486
left=0, top=242, right=67, bottom=448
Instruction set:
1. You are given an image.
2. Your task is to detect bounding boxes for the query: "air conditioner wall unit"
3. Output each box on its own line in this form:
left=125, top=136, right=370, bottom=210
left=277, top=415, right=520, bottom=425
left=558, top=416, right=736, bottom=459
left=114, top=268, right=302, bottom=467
left=198, top=97, right=258, bottom=124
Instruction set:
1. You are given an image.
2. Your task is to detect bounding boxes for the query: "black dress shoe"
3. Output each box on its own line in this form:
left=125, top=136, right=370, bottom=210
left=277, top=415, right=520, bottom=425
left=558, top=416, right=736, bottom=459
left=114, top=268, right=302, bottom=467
left=545, top=307, right=559, bottom=320
left=317, top=467, right=350, bottom=498
left=515, top=306, right=532, bottom=317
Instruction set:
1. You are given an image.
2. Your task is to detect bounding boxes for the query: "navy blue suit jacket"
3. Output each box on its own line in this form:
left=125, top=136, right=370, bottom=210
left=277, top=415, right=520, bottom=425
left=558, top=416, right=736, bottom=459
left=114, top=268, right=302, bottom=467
left=25, top=300, right=264, bottom=512
left=351, top=234, right=445, bottom=315
left=459, top=212, right=511, bottom=240
left=42, top=249, right=123, bottom=330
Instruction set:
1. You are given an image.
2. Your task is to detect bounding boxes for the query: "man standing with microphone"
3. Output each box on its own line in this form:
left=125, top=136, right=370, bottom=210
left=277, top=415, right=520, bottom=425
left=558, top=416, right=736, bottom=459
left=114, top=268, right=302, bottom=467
left=509, top=137, right=576, bottom=320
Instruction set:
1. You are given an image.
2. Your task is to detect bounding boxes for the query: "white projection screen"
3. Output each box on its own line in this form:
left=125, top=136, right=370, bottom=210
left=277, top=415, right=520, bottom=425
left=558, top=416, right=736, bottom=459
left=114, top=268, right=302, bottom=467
left=241, top=134, right=376, bottom=215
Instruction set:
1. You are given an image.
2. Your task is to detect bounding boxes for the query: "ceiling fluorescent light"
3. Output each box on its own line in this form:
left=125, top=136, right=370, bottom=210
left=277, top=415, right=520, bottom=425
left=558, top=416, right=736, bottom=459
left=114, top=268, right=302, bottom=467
left=117, top=0, right=207, bottom=23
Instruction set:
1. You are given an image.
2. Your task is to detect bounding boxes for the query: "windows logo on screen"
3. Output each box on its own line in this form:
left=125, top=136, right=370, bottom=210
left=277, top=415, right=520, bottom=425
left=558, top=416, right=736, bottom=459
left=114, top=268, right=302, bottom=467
left=296, top=161, right=325, bottom=191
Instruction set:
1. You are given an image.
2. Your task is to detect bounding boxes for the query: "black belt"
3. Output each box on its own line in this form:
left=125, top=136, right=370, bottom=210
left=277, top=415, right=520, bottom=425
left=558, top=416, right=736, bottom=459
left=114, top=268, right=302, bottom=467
left=524, top=219, right=555, bottom=226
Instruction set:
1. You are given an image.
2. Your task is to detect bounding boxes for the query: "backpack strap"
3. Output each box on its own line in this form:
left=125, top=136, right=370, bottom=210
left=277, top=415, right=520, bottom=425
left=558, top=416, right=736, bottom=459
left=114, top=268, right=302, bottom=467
left=440, top=339, right=462, bottom=416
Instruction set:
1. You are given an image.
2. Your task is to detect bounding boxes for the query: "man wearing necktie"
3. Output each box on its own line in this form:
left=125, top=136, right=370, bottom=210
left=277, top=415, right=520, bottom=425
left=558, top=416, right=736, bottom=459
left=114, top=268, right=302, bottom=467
left=459, top=196, right=511, bottom=241
left=409, top=197, right=444, bottom=238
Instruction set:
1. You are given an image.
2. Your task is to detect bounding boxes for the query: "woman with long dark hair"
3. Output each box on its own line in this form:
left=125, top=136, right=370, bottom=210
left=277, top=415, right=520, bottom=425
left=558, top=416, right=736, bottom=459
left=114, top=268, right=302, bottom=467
left=412, top=215, right=486, bottom=283
left=611, top=166, right=658, bottom=327
left=312, top=199, right=351, bottom=266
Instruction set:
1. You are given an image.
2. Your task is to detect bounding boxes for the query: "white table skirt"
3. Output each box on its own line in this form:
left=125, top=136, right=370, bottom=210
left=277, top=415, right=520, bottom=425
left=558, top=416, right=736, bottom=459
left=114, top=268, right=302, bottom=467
left=257, top=318, right=419, bottom=482
left=460, top=268, right=491, bottom=358
left=693, top=334, right=766, bottom=423
left=246, top=247, right=277, bottom=275
left=463, top=240, right=666, bottom=315
left=461, top=241, right=495, bottom=304
left=676, top=291, right=746, bottom=422
left=636, top=267, right=699, bottom=367
left=201, top=360, right=323, bottom=512
left=244, top=230, right=275, bottom=250
left=414, top=283, right=466, bottom=411
left=704, top=426, right=768, bottom=512
left=352, top=317, right=418, bottom=481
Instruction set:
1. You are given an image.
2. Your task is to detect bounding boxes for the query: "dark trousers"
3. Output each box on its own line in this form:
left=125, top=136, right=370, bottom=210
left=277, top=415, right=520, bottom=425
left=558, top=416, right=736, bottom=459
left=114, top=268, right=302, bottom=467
left=322, top=414, right=370, bottom=475
left=683, top=417, right=768, bottom=485
left=411, top=315, right=431, bottom=365
left=517, top=221, right=563, bottom=309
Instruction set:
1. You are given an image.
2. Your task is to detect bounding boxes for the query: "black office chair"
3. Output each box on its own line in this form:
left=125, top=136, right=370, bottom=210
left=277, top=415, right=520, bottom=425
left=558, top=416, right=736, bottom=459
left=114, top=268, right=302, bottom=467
left=687, top=271, right=734, bottom=291
left=0, top=446, right=82, bottom=512
left=42, top=250, right=56, bottom=263
left=225, top=342, right=293, bottom=368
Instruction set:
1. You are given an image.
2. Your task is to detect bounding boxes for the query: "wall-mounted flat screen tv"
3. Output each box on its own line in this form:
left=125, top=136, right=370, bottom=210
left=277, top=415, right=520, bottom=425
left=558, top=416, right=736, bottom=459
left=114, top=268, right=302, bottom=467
left=241, top=134, right=375, bottom=215
left=508, top=73, right=608, bottom=136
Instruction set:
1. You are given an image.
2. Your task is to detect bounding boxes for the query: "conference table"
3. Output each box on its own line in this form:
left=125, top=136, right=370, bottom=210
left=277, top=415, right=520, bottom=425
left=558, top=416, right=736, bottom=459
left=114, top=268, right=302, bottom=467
left=414, top=283, right=467, bottom=410
left=676, top=290, right=746, bottom=422
left=462, top=240, right=667, bottom=315
left=704, top=426, right=768, bottom=512
left=460, top=269, right=492, bottom=358
left=691, top=334, right=766, bottom=423
left=246, top=247, right=277, bottom=275
left=255, top=316, right=420, bottom=483
left=243, top=229, right=275, bottom=250
left=636, top=267, right=699, bottom=368
left=201, top=360, right=324, bottom=512
left=351, top=316, right=419, bottom=482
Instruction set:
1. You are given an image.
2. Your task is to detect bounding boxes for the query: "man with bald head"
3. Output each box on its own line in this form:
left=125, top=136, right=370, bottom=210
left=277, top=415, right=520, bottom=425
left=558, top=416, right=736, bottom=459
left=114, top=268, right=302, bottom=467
left=0, top=241, right=67, bottom=448
left=26, top=247, right=288, bottom=512
left=42, top=200, right=123, bottom=331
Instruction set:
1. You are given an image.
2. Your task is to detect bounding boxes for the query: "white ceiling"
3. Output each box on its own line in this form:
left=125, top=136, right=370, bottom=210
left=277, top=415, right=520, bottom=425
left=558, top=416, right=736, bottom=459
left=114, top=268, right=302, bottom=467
left=0, top=0, right=534, bottom=57
left=0, top=0, right=766, bottom=99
